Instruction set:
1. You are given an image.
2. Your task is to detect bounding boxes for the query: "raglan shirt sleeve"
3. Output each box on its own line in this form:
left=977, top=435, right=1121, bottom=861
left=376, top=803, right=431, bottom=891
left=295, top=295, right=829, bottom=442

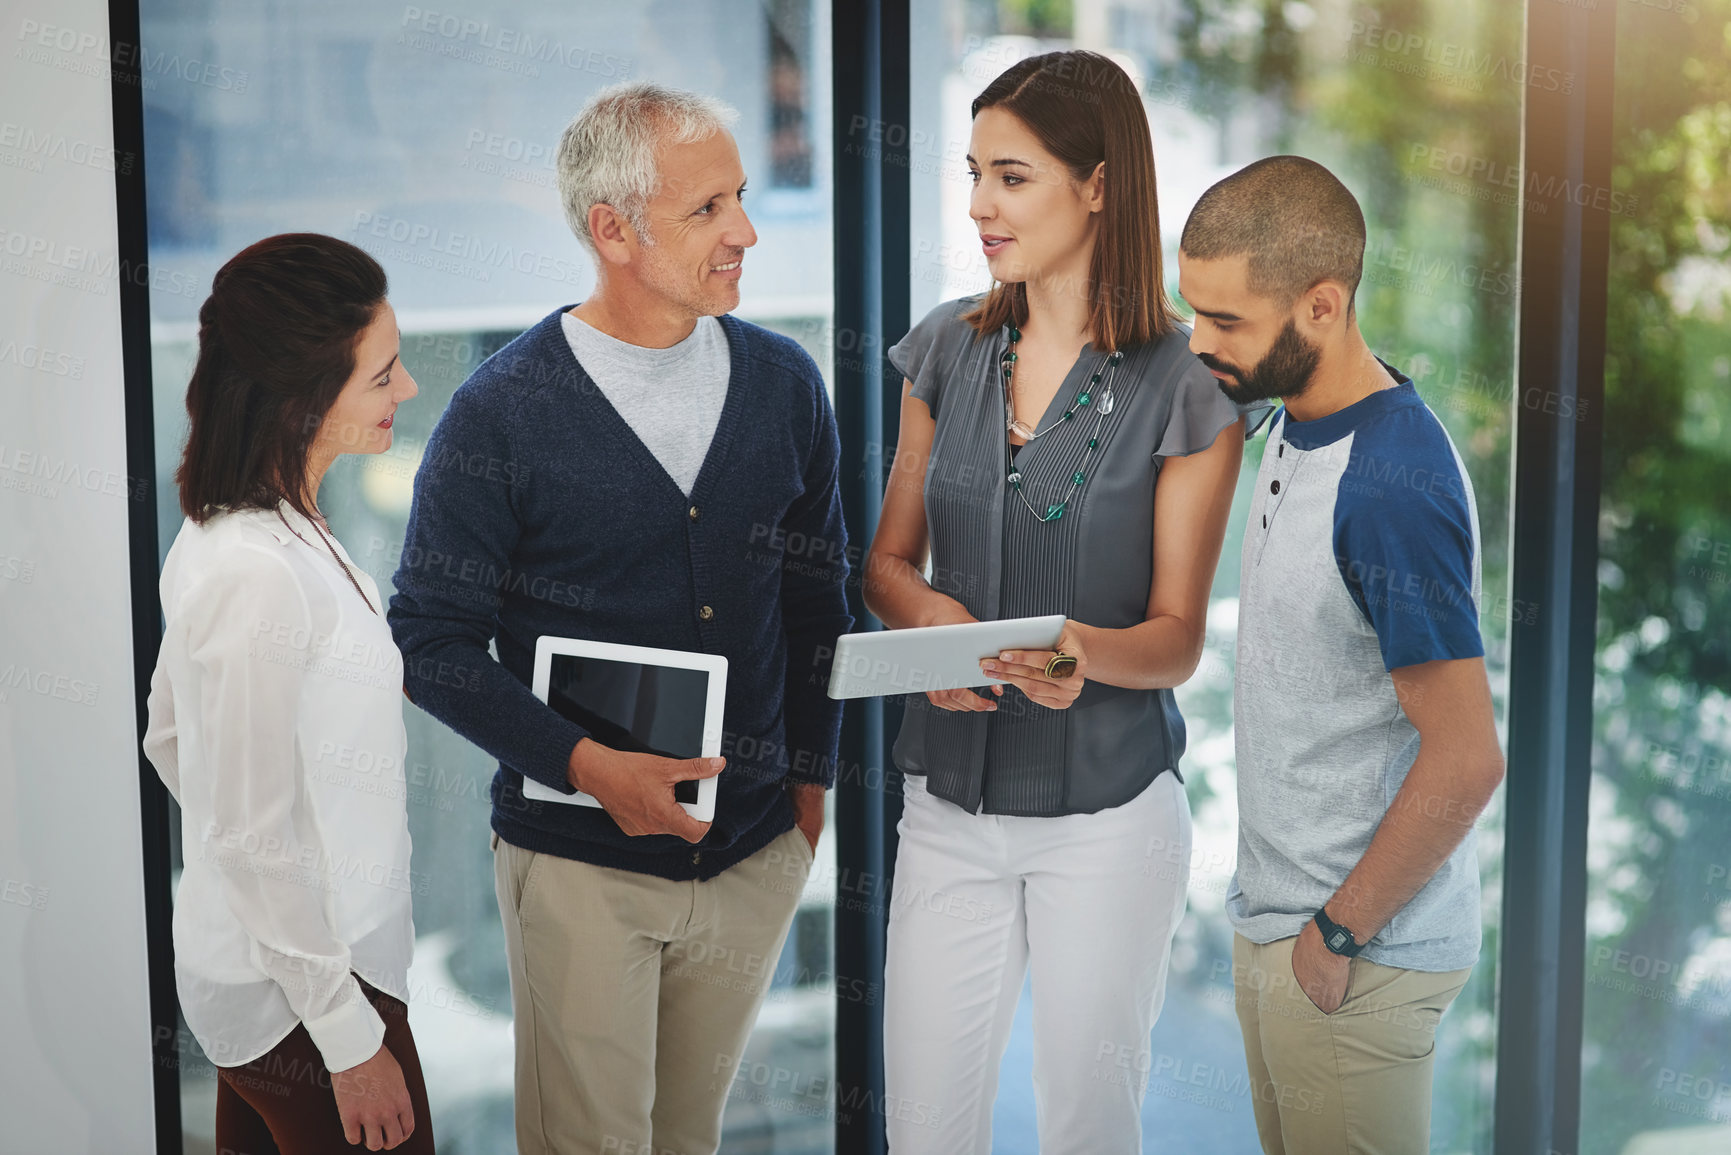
left=1332, top=423, right=1486, bottom=672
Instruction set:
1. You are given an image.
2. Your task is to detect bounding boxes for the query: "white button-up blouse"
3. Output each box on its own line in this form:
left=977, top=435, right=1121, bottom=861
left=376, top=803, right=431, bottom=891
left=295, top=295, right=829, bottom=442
left=143, top=501, right=415, bottom=1072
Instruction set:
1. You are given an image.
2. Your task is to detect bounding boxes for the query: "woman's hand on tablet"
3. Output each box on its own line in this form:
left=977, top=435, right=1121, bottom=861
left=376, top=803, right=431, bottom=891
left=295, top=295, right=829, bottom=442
left=567, top=738, right=722, bottom=842
left=978, top=620, right=1089, bottom=710
left=918, top=607, right=1003, bottom=712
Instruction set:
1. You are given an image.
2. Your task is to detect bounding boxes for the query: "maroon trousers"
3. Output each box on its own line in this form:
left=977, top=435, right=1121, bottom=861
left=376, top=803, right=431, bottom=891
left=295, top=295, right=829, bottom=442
left=214, top=977, right=435, bottom=1155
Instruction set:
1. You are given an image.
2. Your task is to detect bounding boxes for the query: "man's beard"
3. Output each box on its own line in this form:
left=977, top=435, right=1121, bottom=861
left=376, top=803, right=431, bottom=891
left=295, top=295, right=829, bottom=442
left=1200, top=317, right=1321, bottom=406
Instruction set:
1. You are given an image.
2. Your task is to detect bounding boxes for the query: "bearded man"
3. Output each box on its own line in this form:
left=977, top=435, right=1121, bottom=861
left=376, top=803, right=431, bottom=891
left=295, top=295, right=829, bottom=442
left=1177, top=155, right=1504, bottom=1155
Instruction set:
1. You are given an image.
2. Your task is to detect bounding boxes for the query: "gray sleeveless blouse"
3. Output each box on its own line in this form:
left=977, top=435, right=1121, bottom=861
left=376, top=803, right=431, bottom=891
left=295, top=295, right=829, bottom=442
left=886, top=295, right=1269, bottom=816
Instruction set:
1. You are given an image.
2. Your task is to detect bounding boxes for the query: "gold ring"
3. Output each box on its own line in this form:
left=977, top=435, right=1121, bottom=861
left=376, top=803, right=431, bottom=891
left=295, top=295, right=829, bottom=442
left=1044, top=652, right=1078, bottom=680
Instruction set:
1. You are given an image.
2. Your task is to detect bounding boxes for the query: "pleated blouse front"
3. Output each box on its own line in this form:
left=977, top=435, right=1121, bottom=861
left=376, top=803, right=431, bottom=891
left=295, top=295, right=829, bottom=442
left=887, top=295, right=1268, bottom=816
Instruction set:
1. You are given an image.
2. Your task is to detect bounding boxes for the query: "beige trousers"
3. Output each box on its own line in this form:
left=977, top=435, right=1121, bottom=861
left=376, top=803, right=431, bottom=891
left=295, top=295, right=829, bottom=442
left=1232, top=933, right=1472, bottom=1155
left=492, top=826, right=813, bottom=1155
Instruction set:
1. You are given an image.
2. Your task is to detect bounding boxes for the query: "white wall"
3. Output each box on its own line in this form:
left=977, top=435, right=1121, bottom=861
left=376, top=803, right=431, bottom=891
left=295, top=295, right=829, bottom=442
left=0, top=1, right=161, bottom=1150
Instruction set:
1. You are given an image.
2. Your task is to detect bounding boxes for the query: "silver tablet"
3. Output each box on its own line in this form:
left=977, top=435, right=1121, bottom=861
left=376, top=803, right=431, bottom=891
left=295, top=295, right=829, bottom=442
left=825, top=615, right=1067, bottom=700
left=526, top=636, right=727, bottom=822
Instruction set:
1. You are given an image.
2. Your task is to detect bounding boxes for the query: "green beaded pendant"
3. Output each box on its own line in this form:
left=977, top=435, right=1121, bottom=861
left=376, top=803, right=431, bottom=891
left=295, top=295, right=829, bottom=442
left=1003, top=341, right=1122, bottom=525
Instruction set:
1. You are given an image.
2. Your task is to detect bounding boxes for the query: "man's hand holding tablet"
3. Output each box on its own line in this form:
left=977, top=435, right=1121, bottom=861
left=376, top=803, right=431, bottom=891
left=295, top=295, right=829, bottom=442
left=566, top=739, right=725, bottom=844
left=529, top=637, right=726, bottom=825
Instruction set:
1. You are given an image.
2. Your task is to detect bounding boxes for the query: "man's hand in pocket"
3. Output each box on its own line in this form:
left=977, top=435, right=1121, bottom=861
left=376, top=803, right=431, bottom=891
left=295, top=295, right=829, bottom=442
left=1291, top=919, right=1351, bottom=1014
left=787, top=781, right=825, bottom=855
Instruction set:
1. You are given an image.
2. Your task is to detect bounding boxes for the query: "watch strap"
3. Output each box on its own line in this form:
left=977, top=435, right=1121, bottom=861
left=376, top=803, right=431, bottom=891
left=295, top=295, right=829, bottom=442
left=1314, top=907, right=1366, bottom=958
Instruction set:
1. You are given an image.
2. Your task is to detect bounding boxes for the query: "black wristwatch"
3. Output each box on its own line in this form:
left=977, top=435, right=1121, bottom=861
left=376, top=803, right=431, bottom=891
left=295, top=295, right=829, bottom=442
left=1314, top=907, right=1366, bottom=958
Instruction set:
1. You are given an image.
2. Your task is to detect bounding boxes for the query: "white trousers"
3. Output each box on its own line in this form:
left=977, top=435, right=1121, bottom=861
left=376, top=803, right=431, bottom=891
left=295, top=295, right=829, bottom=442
left=883, top=771, right=1193, bottom=1155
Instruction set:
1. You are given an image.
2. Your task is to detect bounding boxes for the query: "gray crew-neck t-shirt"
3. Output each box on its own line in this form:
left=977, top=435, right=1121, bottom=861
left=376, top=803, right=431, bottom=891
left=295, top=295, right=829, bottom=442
left=886, top=295, right=1271, bottom=817
left=561, top=310, right=730, bottom=497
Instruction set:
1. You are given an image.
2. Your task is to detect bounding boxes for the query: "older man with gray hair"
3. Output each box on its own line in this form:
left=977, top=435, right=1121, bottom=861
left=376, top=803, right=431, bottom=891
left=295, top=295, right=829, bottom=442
left=389, top=82, right=851, bottom=1154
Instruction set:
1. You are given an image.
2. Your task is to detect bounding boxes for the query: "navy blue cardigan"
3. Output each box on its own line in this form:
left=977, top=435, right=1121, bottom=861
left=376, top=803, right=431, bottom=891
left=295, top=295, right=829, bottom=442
left=388, top=307, right=852, bottom=880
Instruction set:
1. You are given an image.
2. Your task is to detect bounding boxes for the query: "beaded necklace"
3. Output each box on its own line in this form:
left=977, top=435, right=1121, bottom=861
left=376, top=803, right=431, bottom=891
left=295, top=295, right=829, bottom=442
left=1000, top=323, right=1125, bottom=523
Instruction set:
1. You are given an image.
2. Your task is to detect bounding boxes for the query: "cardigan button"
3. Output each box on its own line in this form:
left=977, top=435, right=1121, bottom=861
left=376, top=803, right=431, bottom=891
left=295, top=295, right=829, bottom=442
left=699, top=605, right=714, bottom=621
left=691, top=850, right=702, bottom=866
left=1270, top=479, right=1281, bottom=494
left=689, top=505, right=700, bottom=521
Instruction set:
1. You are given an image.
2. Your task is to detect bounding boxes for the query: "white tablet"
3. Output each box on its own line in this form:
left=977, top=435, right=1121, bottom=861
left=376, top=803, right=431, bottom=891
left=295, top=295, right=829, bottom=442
left=826, top=614, right=1066, bottom=700
left=526, top=636, right=727, bottom=822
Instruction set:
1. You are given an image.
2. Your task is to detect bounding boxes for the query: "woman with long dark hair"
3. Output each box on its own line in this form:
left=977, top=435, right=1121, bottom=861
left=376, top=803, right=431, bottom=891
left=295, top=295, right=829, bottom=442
left=864, top=53, right=1268, bottom=1152
left=143, top=233, right=430, bottom=1153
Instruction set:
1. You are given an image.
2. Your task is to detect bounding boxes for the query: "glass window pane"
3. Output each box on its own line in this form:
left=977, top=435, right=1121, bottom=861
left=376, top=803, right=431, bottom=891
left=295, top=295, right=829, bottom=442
left=1581, top=1, right=1731, bottom=1150
left=908, top=2, right=1518, bottom=1150
left=139, top=5, right=834, bottom=1153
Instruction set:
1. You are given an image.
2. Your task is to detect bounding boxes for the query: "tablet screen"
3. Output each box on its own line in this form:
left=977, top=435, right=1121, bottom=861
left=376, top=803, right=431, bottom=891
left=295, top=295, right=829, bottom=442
left=545, top=655, right=708, bottom=803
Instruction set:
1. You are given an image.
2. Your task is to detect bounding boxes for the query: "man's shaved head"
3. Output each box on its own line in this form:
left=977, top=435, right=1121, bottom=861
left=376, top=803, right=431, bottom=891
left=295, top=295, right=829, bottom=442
left=1180, top=156, right=1365, bottom=310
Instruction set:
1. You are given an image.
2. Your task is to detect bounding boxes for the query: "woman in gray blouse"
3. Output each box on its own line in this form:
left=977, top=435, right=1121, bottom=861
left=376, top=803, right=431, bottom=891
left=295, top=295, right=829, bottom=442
left=863, top=52, right=1268, bottom=1154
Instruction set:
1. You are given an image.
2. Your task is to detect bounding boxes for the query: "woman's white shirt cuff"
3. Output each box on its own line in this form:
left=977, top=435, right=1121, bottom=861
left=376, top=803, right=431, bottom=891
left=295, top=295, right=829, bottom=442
left=302, top=982, right=386, bottom=1073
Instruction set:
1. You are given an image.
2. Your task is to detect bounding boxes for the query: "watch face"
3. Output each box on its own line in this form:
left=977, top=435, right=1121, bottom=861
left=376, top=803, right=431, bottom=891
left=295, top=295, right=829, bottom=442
left=1328, top=931, right=1349, bottom=951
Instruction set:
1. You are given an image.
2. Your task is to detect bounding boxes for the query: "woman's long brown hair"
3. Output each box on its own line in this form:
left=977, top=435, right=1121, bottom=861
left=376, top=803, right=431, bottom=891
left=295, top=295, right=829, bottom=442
left=962, top=51, right=1179, bottom=352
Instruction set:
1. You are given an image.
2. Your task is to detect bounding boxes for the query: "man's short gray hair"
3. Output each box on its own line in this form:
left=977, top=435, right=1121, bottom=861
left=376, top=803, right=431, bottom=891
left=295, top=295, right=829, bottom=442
left=556, top=82, right=739, bottom=257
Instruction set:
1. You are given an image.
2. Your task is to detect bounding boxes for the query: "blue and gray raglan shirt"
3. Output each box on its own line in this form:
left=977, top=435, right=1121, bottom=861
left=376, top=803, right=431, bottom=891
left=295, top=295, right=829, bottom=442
left=1226, top=364, right=1486, bottom=972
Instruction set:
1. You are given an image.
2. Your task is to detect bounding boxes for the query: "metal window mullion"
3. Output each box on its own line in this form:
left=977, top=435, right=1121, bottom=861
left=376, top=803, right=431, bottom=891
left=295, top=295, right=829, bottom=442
left=832, top=3, right=909, bottom=1153
left=1494, top=3, right=1616, bottom=1152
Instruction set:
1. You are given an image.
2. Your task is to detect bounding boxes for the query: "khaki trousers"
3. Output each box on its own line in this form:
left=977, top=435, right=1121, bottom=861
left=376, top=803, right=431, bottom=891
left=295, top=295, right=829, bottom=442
left=1232, top=933, right=1471, bottom=1155
left=493, top=826, right=813, bottom=1155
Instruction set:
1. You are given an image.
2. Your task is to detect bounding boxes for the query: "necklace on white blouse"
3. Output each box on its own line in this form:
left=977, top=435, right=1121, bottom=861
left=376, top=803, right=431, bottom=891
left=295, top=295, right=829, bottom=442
left=276, top=506, right=378, bottom=616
